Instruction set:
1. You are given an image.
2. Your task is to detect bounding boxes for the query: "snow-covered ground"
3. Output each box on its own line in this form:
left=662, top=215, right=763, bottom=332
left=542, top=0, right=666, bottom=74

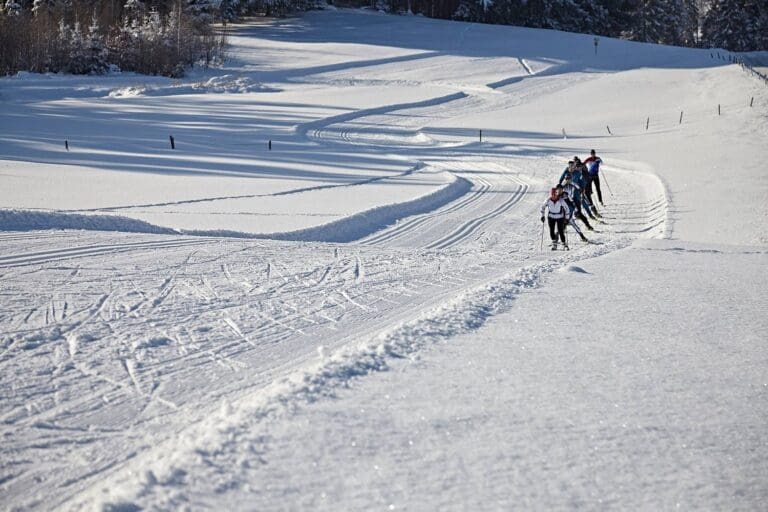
left=1, top=8, right=766, bottom=510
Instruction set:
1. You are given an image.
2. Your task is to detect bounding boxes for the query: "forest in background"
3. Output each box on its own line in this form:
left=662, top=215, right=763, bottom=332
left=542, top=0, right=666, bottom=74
left=1, top=0, right=765, bottom=77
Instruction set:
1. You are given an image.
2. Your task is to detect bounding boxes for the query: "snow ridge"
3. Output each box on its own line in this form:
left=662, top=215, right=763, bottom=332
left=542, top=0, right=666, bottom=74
left=0, top=209, right=179, bottom=235
left=0, top=171, right=471, bottom=243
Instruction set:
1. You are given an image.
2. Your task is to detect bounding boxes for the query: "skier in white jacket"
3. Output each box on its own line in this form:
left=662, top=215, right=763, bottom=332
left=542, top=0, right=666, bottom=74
left=540, top=186, right=571, bottom=250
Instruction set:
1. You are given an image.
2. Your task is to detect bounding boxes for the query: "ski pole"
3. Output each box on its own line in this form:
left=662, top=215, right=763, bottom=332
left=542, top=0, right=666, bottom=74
left=540, top=205, right=549, bottom=251
left=602, top=169, right=614, bottom=197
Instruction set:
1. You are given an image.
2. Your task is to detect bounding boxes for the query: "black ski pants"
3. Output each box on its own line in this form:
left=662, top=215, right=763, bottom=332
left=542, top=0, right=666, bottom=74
left=565, top=198, right=593, bottom=230
left=548, top=217, right=566, bottom=243
left=591, top=174, right=603, bottom=204
left=584, top=178, right=599, bottom=215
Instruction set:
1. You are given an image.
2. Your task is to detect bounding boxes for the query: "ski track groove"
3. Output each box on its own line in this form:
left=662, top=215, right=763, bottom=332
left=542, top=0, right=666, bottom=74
left=425, top=183, right=529, bottom=250
left=0, top=239, right=211, bottom=268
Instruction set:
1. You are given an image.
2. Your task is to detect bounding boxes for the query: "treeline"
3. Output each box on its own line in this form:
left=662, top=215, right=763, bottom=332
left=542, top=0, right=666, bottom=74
left=386, top=0, right=767, bottom=52
left=2, top=0, right=764, bottom=78
left=0, top=0, right=321, bottom=77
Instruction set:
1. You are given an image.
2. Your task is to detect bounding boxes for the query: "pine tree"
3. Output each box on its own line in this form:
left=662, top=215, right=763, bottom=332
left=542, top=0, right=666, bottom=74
left=678, top=0, right=699, bottom=46
left=31, top=0, right=55, bottom=16
left=86, top=13, right=109, bottom=73
left=220, top=0, right=240, bottom=22
left=627, top=0, right=676, bottom=43
left=4, top=0, right=22, bottom=16
left=453, top=0, right=490, bottom=22
left=186, top=0, right=216, bottom=26
left=702, top=0, right=752, bottom=51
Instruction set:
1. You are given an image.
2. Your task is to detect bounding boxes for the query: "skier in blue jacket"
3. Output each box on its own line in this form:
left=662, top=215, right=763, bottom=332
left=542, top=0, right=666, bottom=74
left=561, top=173, right=594, bottom=233
left=560, top=158, right=596, bottom=220
left=584, top=149, right=604, bottom=207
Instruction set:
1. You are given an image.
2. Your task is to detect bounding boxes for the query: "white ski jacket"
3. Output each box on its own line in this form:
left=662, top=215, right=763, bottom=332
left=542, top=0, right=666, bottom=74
left=541, top=197, right=571, bottom=219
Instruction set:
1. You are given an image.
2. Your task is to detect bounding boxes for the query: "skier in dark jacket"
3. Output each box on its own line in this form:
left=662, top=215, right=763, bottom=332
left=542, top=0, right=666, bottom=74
left=561, top=159, right=596, bottom=221
left=576, top=155, right=600, bottom=218
left=540, top=186, right=571, bottom=250
left=583, top=149, right=604, bottom=207
left=561, top=174, right=594, bottom=235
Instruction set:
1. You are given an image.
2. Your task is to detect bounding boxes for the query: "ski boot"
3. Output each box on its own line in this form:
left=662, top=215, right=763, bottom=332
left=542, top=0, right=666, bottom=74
left=551, top=241, right=558, bottom=251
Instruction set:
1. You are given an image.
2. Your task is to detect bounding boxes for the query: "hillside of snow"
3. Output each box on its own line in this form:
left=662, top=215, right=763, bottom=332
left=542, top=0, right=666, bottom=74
left=1, top=8, right=766, bottom=510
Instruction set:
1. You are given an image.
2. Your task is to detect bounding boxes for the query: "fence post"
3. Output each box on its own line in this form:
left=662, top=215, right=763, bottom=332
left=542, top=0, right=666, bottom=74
left=268, top=140, right=272, bottom=150
left=169, top=135, right=175, bottom=150
left=606, top=125, right=612, bottom=135
left=479, top=129, right=482, bottom=142
left=750, top=97, right=754, bottom=107
left=562, top=128, right=567, bottom=140
left=718, top=104, right=721, bottom=116
left=646, top=117, right=649, bottom=131
left=679, top=111, right=683, bottom=124
left=65, top=140, right=69, bottom=151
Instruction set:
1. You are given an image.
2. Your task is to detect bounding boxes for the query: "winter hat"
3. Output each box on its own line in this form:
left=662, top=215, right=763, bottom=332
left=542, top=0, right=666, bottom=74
left=550, top=187, right=559, bottom=200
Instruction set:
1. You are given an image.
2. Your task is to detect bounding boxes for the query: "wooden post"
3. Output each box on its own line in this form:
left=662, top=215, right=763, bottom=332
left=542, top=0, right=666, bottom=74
left=169, top=135, right=175, bottom=149
left=718, top=104, right=721, bottom=116
left=679, top=111, right=683, bottom=124
left=479, top=129, right=482, bottom=142
left=268, top=140, right=272, bottom=150
left=65, top=140, right=69, bottom=151
left=646, top=117, right=649, bottom=131
left=606, top=125, right=612, bottom=135
left=750, top=97, right=754, bottom=107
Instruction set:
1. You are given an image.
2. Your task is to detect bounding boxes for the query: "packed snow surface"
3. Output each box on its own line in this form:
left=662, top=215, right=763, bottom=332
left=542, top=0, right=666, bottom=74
left=1, top=8, right=766, bottom=510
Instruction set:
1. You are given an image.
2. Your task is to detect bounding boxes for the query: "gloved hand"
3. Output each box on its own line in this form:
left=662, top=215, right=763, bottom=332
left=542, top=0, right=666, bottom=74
left=540, top=216, right=545, bottom=223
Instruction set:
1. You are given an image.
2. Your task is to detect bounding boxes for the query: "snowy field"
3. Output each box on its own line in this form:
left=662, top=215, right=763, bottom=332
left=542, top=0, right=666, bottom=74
left=1, top=8, right=767, bottom=510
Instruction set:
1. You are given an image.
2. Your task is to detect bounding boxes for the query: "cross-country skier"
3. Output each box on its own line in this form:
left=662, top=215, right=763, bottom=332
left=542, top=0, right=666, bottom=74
left=560, top=175, right=594, bottom=238
left=583, top=149, right=604, bottom=206
left=540, top=186, right=571, bottom=250
left=576, top=156, right=601, bottom=218
left=560, top=160, right=597, bottom=222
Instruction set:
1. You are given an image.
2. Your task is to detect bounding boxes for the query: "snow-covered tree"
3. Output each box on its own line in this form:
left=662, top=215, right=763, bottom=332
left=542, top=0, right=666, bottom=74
left=625, top=0, right=677, bottom=43
left=186, top=0, right=217, bottom=26
left=220, top=0, right=240, bottom=22
left=4, top=0, right=22, bottom=16
left=454, top=0, right=491, bottom=22
left=677, top=0, right=699, bottom=46
left=123, top=0, right=145, bottom=19
left=702, top=0, right=754, bottom=51
left=31, top=0, right=55, bottom=16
